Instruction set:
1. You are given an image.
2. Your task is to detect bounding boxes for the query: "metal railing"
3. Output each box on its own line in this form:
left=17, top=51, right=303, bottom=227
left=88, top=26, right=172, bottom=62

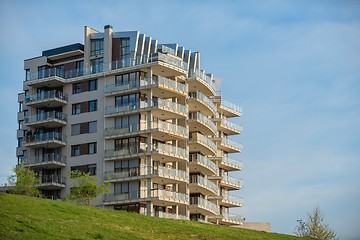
left=222, top=195, right=244, bottom=206
left=221, top=212, right=245, bottom=222
left=21, top=154, right=66, bottom=165
left=220, top=119, right=242, bottom=133
left=104, top=189, right=189, bottom=203
left=188, top=69, right=216, bottom=93
left=189, top=112, right=217, bottom=134
left=40, top=175, right=65, bottom=185
left=222, top=175, right=243, bottom=188
left=221, top=99, right=242, bottom=115
left=190, top=197, right=219, bottom=214
left=222, top=138, right=243, bottom=150
left=190, top=132, right=217, bottom=153
left=24, top=132, right=67, bottom=144
left=25, top=90, right=68, bottom=103
left=190, top=175, right=217, bottom=193
left=222, top=157, right=243, bottom=169
left=154, top=142, right=189, bottom=159
left=189, top=153, right=217, bottom=173
left=26, top=52, right=188, bottom=83
left=189, top=91, right=217, bottom=114
left=25, top=111, right=66, bottom=124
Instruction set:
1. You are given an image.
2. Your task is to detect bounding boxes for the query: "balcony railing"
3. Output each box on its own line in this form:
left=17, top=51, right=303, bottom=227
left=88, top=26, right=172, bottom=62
left=189, top=91, right=217, bottom=114
left=24, top=132, right=67, bottom=144
left=26, top=52, right=189, bottom=84
left=189, top=154, right=217, bottom=173
left=221, top=212, right=245, bottom=222
left=25, top=90, right=68, bottom=104
left=21, top=154, right=66, bottom=165
left=154, top=211, right=189, bottom=220
left=222, top=138, right=243, bottom=151
left=221, top=99, right=242, bottom=115
left=189, top=112, right=217, bottom=134
left=104, top=189, right=189, bottom=203
left=104, top=165, right=188, bottom=182
left=188, top=69, right=216, bottom=94
left=104, top=145, right=146, bottom=159
left=25, top=111, right=67, bottom=124
left=40, top=175, right=65, bottom=185
left=222, top=195, right=244, bottom=206
left=190, top=197, right=219, bottom=214
left=222, top=175, right=243, bottom=188
left=104, top=101, right=148, bottom=115
left=154, top=98, right=188, bottom=115
left=190, top=132, right=217, bottom=153
left=190, top=175, right=217, bottom=193
left=222, top=157, right=243, bottom=169
left=104, top=76, right=187, bottom=96
left=220, top=119, right=242, bottom=133
left=154, top=142, right=189, bottom=160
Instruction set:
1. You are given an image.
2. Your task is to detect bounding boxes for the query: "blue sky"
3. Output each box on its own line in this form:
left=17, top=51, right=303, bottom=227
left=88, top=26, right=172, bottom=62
left=0, top=0, right=359, bottom=239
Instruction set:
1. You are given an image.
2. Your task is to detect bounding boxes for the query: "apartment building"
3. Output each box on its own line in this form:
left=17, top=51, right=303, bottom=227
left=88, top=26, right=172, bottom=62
left=16, top=25, right=244, bottom=225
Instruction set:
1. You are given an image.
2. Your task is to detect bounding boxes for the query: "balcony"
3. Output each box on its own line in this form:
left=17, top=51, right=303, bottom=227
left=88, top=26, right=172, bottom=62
left=104, top=145, right=147, bottom=161
left=189, top=197, right=219, bottom=216
left=217, top=118, right=242, bottom=135
left=20, top=154, right=66, bottom=169
left=188, top=91, right=217, bottom=116
left=25, top=111, right=67, bottom=128
left=152, top=142, right=189, bottom=162
left=105, top=99, right=188, bottom=119
left=25, top=90, right=68, bottom=108
left=104, top=120, right=188, bottom=141
left=104, top=189, right=189, bottom=206
left=188, top=112, right=217, bottom=136
left=220, top=99, right=242, bottom=117
left=25, top=68, right=66, bottom=87
left=221, top=195, right=244, bottom=207
left=221, top=175, right=243, bottom=190
left=219, top=138, right=243, bottom=153
left=104, top=143, right=188, bottom=162
left=188, top=69, right=216, bottom=97
left=189, top=132, right=217, bottom=155
left=24, top=132, right=67, bottom=148
left=104, top=77, right=187, bottom=98
left=38, top=175, right=66, bottom=189
left=189, top=154, right=217, bottom=175
left=149, top=52, right=188, bottom=77
left=219, top=212, right=245, bottom=225
left=219, top=156, right=243, bottom=171
left=104, top=165, right=188, bottom=184
left=151, top=211, right=189, bottom=221
left=189, top=175, right=218, bottom=196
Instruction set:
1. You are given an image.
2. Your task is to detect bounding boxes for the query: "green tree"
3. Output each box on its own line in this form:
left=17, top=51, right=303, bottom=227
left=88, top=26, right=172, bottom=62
left=68, top=170, right=110, bottom=206
left=8, top=164, right=41, bottom=197
left=295, top=206, right=338, bottom=240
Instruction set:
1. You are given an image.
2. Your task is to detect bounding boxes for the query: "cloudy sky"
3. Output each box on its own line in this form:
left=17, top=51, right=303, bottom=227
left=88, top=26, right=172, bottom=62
left=0, top=0, right=359, bottom=239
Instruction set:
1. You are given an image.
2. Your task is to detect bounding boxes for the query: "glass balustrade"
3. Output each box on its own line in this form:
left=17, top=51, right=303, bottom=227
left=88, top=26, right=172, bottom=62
left=189, top=153, right=217, bottom=173
left=189, top=112, right=217, bottom=134
left=190, top=175, right=217, bottom=193
left=222, top=138, right=243, bottom=150
left=21, top=154, right=66, bottom=165
left=188, top=69, right=216, bottom=93
left=25, top=90, right=68, bottom=103
left=24, top=132, right=67, bottom=144
left=189, top=91, right=217, bottom=113
left=221, top=99, right=242, bottom=115
left=190, top=197, right=219, bottom=214
left=25, top=111, right=66, bottom=124
left=220, top=119, right=242, bottom=133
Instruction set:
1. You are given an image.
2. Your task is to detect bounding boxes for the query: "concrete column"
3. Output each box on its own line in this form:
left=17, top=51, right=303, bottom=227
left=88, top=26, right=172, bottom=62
left=104, top=25, right=113, bottom=71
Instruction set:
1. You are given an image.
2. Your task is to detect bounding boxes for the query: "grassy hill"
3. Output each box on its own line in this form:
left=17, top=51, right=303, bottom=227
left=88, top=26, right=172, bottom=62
left=0, top=194, right=308, bottom=240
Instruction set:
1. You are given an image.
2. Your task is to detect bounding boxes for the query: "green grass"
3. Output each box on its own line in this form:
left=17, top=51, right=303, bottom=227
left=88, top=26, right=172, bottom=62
left=0, top=193, right=308, bottom=240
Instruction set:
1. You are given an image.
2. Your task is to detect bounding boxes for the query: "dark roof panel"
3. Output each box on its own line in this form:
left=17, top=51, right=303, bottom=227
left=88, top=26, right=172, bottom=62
left=42, top=43, right=84, bottom=57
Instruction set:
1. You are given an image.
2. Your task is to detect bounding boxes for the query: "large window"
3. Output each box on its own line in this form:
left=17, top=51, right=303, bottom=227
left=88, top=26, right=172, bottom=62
left=91, top=40, right=104, bottom=56
left=90, top=58, right=103, bottom=73
left=72, top=100, right=97, bottom=115
left=71, top=142, right=97, bottom=156
left=71, top=121, right=97, bottom=136
left=115, top=72, right=144, bottom=88
left=115, top=93, right=139, bottom=109
left=72, top=79, right=98, bottom=94
left=120, top=38, right=130, bottom=59
left=71, top=164, right=97, bottom=176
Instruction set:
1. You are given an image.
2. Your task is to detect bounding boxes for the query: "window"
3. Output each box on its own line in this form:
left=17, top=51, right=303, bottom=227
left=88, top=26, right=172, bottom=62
left=89, top=79, right=98, bottom=91
left=73, top=83, right=81, bottom=94
left=17, top=137, right=23, bottom=147
left=91, top=58, right=103, bottom=73
left=71, top=124, right=81, bottom=136
left=75, top=60, right=84, bottom=77
left=88, top=143, right=96, bottom=154
left=25, top=69, right=30, bottom=81
left=120, top=38, right=130, bottom=59
left=89, top=121, right=97, bottom=133
left=72, top=121, right=97, bottom=135
left=38, top=66, right=47, bottom=79
left=18, top=120, right=23, bottom=130
left=91, top=40, right=104, bottom=56
left=55, top=65, right=64, bottom=78
left=71, top=145, right=80, bottom=156
left=19, top=102, right=23, bottom=112
left=71, top=164, right=97, bottom=176
left=72, top=103, right=81, bottom=115
left=89, top=100, right=97, bottom=112
left=24, top=90, right=29, bottom=101
left=23, top=110, right=28, bottom=121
